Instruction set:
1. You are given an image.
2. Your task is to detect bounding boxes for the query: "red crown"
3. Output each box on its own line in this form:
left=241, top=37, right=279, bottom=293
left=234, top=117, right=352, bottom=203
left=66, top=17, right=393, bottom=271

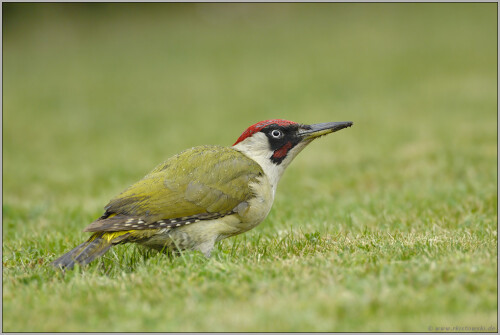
left=233, top=119, right=298, bottom=145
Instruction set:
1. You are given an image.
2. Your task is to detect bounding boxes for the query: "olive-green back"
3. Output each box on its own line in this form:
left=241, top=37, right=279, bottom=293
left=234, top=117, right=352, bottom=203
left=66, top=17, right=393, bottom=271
left=101, top=145, right=263, bottom=223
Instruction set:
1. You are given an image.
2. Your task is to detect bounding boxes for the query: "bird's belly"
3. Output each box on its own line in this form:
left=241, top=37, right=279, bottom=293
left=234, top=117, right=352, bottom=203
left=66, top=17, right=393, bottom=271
left=138, top=202, right=270, bottom=252
left=138, top=215, right=245, bottom=255
left=138, top=216, right=237, bottom=249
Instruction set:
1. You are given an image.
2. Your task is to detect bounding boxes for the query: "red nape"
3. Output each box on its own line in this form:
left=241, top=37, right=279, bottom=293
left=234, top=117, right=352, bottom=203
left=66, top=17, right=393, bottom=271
left=233, top=119, right=298, bottom=145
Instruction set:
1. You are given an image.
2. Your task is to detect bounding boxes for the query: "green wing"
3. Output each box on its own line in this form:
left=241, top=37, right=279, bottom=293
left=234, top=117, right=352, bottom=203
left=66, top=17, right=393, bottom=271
left=84, top=146, right=263, bottom=232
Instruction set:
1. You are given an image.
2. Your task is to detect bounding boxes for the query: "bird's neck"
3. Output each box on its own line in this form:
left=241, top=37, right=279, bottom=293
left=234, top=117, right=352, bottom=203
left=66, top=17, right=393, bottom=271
left=232, top=133, right=309, bottom=195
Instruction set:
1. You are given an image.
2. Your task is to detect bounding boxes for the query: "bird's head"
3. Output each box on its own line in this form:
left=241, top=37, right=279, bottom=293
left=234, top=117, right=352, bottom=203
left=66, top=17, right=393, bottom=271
left=232, top=119, right=353, bottom=189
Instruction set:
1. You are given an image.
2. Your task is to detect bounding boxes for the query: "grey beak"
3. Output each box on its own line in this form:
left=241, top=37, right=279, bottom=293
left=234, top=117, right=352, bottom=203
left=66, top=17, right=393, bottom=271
left=300, top=121, right=353, bottom=140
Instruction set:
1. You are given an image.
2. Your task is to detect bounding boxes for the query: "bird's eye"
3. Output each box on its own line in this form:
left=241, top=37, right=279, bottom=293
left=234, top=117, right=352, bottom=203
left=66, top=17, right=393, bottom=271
left=271, top=129, right=283, bottom=139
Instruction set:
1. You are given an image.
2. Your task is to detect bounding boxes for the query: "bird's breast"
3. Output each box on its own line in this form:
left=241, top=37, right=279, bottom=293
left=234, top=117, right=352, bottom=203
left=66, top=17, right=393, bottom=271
left=233, top=174, right=274, bottom=232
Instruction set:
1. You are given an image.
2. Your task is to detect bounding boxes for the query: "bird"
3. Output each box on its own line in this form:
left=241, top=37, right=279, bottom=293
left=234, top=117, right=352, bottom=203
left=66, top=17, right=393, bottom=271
left=51, top=119, right=353, bottom=270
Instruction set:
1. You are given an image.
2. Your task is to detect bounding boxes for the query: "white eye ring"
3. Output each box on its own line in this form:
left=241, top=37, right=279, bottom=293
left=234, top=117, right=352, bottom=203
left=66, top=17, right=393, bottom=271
left=271, top=129, right=283, bottom=138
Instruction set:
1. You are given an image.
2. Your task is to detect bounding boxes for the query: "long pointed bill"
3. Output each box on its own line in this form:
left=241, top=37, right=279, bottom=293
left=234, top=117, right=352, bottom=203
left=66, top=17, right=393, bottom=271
left=299, top=121, right=353, bottom=141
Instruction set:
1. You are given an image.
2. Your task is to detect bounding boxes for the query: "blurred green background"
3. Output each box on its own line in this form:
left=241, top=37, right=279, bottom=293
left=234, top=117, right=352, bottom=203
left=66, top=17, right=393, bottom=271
left=3, top=3, right=497, bottom=332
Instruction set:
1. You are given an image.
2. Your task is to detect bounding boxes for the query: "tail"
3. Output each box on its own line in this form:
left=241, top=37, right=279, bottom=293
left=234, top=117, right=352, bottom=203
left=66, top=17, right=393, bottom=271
left=51, top=232, right=129, bottom=270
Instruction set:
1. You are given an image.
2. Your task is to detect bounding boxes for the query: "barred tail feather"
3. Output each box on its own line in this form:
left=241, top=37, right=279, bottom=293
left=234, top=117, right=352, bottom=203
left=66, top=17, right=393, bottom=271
left=51, top=234, right=113, bottom=270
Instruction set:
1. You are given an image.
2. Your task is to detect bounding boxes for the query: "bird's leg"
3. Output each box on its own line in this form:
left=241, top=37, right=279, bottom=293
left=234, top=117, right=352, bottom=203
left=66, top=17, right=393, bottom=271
left=194, top=237, right=217, bottom=258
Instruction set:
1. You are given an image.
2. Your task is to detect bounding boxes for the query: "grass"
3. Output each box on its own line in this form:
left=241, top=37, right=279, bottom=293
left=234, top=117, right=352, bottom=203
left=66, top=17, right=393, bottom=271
left=3, top=3, right=497, bottom=332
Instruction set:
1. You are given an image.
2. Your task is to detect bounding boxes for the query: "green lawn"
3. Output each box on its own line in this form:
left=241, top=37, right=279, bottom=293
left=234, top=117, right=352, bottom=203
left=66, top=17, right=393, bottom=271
left=3, top=3, right=497, bottom=332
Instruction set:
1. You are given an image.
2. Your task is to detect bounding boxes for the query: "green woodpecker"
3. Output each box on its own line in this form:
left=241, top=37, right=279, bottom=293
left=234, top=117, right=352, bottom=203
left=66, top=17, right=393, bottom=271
left=52, top=119, right=353, bottom=269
